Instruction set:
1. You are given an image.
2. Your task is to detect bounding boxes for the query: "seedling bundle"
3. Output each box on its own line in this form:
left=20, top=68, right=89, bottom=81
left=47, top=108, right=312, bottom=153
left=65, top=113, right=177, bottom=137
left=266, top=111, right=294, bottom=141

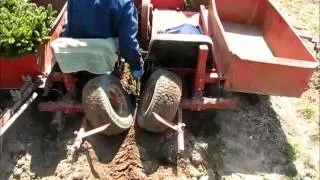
left=0, top=0, right=57, bottom=58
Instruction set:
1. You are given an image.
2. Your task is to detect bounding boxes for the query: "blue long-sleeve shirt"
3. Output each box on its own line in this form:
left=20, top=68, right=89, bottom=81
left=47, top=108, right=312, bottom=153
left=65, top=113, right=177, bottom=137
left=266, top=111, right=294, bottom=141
left=65, top=0, right=143, bottom=71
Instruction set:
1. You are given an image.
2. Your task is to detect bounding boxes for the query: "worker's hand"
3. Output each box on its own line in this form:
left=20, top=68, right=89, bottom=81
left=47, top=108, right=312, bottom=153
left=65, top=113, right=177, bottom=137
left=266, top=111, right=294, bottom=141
left=131, top=57, right=144, bottom=79
left=132, top=69, right=144, bottom=79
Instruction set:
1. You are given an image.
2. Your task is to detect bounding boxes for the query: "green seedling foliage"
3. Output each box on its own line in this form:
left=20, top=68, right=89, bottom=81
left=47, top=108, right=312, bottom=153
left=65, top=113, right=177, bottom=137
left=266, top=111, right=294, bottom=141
left=0, top=0, right=57, bottom=59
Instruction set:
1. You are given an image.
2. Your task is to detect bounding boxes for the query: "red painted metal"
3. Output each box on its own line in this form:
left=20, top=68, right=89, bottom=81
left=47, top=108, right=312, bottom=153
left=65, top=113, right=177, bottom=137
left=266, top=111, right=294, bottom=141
left=206, top=72, right=220, bottom=83
left=180, top=97, right=235, bottom=111
left=62, top=74, right=76, bottom=92
left=151, top=0, right=184, bottom=9
left=208, top=0, right=318, bottom=97
left=194, top=44, right=209, bottom=97
left=38, top=102, right=83, bottom=113
left=50, top=72, right=77, bottom=91
left=140, top=0, right=152, bottom=49
left=134, top=0, right=141, bottom=7
left=135, top=0, right=184, bottom=9
left=0, top=0, right=67, bottom=89
left=162, top=68, right=221, bottom=85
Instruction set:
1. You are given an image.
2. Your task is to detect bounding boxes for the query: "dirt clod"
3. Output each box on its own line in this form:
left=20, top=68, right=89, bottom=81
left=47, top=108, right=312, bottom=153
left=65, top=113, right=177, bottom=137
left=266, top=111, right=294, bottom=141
left=70, top=171, right=83, bottom=180
left=199, top=175, right=210, bottom=180
left=16, top=157, right=26, bottom=167
left=13, top=168, right=23, bottom=178
left=190, top=149, right=204, bottom=166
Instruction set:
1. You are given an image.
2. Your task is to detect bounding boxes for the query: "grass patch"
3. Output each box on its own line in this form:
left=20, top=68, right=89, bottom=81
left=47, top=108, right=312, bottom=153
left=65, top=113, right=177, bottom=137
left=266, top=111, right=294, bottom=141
left=282, top=141, right=301, bottom=161
left=309, top=126, right=320, bottom=143
left=297, top=96, right=319, bottom=122
left=284, top=175, right=301, bottom=180
left=282, top=140, right=312, bottom=165
left=279, top=0, right=320, bottom=34
left=282, top=139, right=319, bottom=178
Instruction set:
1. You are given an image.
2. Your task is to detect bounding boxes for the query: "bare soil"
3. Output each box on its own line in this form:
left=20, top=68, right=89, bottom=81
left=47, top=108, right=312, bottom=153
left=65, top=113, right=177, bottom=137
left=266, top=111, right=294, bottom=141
left=1, top=91, right=318, bottom=179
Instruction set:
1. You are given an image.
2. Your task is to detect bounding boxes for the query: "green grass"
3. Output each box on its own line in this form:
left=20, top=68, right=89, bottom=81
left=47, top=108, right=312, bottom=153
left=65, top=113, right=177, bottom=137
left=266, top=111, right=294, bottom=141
left=282, top=138, right=319, bottom=178
left=282, top=141, right=300, bottom=161
left=279, top=0, right=320, bottom=34
left=297, top=95, right=319, bottom=122
left=310, top=126, right=320, bottom=143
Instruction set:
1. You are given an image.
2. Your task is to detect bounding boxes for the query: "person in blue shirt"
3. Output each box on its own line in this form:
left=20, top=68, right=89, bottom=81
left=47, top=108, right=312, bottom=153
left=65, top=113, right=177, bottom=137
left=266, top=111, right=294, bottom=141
left=65, top=0, right=144, bottom=78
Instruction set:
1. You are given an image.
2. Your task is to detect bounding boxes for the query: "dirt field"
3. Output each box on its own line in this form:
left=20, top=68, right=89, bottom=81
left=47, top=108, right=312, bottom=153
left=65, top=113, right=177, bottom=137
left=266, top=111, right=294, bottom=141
left=1, top=0, right=319, bottom=180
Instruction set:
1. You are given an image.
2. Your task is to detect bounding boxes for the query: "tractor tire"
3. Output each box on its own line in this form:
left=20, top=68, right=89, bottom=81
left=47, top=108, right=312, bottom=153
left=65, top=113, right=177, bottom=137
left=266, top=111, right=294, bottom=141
left=137, top=69, right=182, bottom=133
left=82, top=75, right=133, bottom=135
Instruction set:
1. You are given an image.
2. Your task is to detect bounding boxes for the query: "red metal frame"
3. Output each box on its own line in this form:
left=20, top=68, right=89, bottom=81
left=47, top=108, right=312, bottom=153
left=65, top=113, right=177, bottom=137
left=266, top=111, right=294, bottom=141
left=208, top=0, right=318, bottom=97
left=151, top=0, right=184, bottom=9
left=0, top=1, right=67, bottom=89
left=140, top=0, right=153, bottom=49
left=50, top=72, right=77, bottom=91
left=38, top=102, right=83, bottom=113
left=194, top=44, right=209, bottom=97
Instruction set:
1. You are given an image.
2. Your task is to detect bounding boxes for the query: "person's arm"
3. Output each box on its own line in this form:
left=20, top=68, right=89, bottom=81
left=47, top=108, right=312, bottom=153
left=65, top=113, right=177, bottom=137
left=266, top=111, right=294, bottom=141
left=64, top=0, right=73, bottom=37
left=118, top=1, right=144, bottom=74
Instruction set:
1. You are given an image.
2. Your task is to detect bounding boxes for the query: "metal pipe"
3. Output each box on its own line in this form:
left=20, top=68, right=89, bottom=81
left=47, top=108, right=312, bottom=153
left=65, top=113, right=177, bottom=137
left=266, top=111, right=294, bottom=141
left=0, top=93, right=38, bottom=136
left=153, top=111, right=185, bottom=153
left=80, top=124, right=110, bottom=139
left=177, top=108, right=185, bottom=153
left=152, top=112, right=178, bottom=131
left=73, top=119, right=110, bottom=150
left=73, top=119, right=86, bottom=150
left=180, top=97, right=236, bottom=110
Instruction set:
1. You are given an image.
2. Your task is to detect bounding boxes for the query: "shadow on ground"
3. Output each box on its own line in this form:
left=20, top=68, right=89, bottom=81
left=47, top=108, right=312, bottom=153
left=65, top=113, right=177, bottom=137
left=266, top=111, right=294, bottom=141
left=0, top=94, right=123, bottom=179
left=184, top=94, right=298, bottom=179
left=130, top=93, right=297, bottom=179
left=0, top=93, right=297, bottom=179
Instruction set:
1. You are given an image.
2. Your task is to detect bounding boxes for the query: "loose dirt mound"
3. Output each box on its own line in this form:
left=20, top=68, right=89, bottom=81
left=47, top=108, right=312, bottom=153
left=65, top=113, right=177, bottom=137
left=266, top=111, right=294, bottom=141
left=108, top=124, right=146, bottom=180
